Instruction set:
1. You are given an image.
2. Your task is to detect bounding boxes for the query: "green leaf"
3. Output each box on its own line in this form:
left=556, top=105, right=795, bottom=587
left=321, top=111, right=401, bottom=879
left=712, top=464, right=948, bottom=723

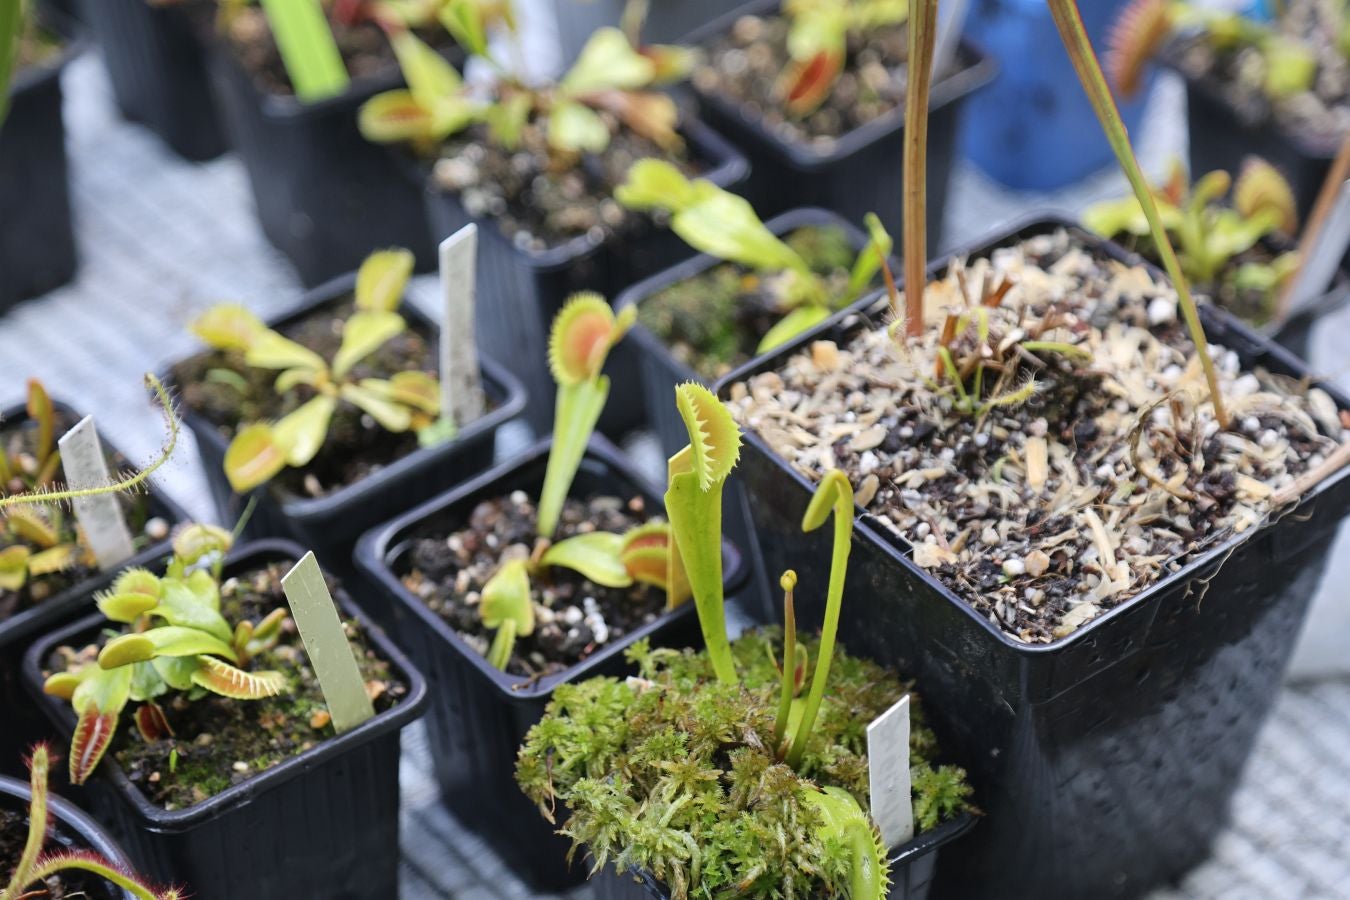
left=1082, top=194, right=1150, bottom=238
left=70, top=662, right=133, bottom=716
left=244, top=329, right=327, bottom=372
left=257, top=0, right=351, bottom=103
left=152, top=656, right=198, bottom=692
left=26, top=377, right=54, bottom=465
left=561, top=27, right=655, bottom=93
left=333, top=310, right=406, bottom=378
left=0, top=0, right=22, bottom=128
left=271, top=395, right=337, bottom=467
left=129, top=662, right=169, bottom=704
left=614, top=159, right=698, bottom=212
left=191, top=304, right=267, bottom=352
left=670, top=183, right=809, bottom=275
left=274, top=366, right=320, bottom=393
left=355, top=248, right=415, bottom=312
left=391, top=28, right=462, bottom=108
left=1264, top=36, right=1316, bottom=99
left=665, top=448, right=733, bottom=682
left=151, top=579, right=235, bottom=643
left=0, top=545, right=29, bottom=591
left=845, top=212, right=893, bottom=302
left=548, top=100, right=611, bottom=154
left=99, top=626, right=238, bottom=669
left=541, top=532, right=632, bottom=587
left=439, top=0, right=490, bottom=58
left=224, top=423, right=288, bottom=492
left=97, top=591, right=160, bottom=624
left=485, top=91, right=532, bottom=150
left=756, top=305, right=831, bottom=355
left=537, top=377, right=609, bottom=538
left=340, top=382, right=413, bottom=432
left=480, top=558, right=534, bottom=635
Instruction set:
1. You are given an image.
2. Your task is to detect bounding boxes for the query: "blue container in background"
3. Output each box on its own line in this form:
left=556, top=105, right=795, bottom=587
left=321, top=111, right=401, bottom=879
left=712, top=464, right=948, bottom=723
left=959, top=0, right=1156, bottom=191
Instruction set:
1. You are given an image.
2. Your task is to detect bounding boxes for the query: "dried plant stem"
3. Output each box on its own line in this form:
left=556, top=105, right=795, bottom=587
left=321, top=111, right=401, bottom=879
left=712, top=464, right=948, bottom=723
left=1271, top=439, right=1350, bottom=507
left=1047, top=0, right=1230, bottom=429
left=902, top=0, right=939, bottom=335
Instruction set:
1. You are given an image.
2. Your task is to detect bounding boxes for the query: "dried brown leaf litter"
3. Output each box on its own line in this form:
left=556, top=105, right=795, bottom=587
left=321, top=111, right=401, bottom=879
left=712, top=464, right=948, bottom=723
left=729, top=230, right=1349, bottom=643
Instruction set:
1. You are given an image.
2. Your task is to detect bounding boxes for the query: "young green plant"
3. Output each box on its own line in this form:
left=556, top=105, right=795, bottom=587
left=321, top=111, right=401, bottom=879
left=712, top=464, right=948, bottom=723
left=617, top=160, right=893, bottom=352
left=255, top=0, right=350, bottom=102
left=42, top=524, right=289, bottom=784
left=902, top=0, right=1230, bottom=427
left=0, top=0, right=23, bottom=128
left=359, top=7, right=693, bottom=158
left=780, top=0, right=910, bottom=115
left=191, top=248, right=447, bottom=493
left=2, top=745, right=182, bottom=900
left=1085, top=157, right=1300, bottom=321
left=474, top=294, right=688, bottom=670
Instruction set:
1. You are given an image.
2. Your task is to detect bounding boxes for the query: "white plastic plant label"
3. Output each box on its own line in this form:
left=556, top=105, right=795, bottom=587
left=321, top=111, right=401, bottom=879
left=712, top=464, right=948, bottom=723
left=57, top=416, right=136, bottom=570
left=1285, top=180, right=1350, bottom=317
left=281, top=552, right=375, bottom=734
left=440, top=224, right=485, bottom=427
left=867, top=693, right=915, bottom=849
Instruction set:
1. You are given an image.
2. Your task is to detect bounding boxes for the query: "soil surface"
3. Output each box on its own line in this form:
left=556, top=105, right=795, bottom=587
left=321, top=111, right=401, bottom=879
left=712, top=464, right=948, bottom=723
left=639, top=224, right=862, bottom=381
left=398, top=489, right=667, bottom=679
left=430, top=121, right=706, bottom=253
left=693, top=12, right=958, bottom=149
left=728, top=228, right=1348, bottom=643
left=43, top=559, right=407, bottom=811
left=1171, top=0, right=1350, bottom=147
left=0, top=806, right=122, bottom=899
left=173, top=296, right=442, bottom=500
left=0, top=413, right=162, bottom=625
left=209, top=0, right=458, bottom=97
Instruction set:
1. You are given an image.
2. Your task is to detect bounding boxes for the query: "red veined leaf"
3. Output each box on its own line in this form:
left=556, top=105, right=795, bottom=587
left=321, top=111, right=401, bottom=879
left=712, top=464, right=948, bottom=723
left=781, top=49, right=843, bottom=117
left=134, top=702, right=174, bottom=742
left=69, top=707, right=117, bottom=785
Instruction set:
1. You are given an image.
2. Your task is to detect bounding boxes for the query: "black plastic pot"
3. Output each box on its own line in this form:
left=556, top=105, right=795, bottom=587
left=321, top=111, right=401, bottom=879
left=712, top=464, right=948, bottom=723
left=419, top=118, right=749, bottom=436
left=0, top=401, right=186, bottom=779
left=0, top=774, right=139, bottom=899
left=164, top=269, right=525, bottom=598
left=714, top=217, right=1350, bottom=899
left=22, top=539, right=429, bottom=900
left=204, top=41, right=443, bottom=287
left=0, top=31, right=81, bottom=313
left=594, top=813, right=976, bottom=900
left=76, top=0, right=226, bottom=161
left=684, top=0, right=996, bottom=247
left=354, top=437, right=745, bottom=891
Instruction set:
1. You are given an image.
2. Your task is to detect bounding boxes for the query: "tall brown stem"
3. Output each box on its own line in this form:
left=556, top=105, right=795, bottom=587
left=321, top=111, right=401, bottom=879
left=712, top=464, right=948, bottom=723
left=902, top=0, right=939, bottom=335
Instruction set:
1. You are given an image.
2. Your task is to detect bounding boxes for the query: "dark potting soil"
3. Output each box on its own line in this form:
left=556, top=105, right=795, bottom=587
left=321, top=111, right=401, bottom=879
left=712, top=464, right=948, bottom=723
left=398, top=490, right=667, bottom=679
left=0, top=807, right=123, bottom=899
left=730, top=229, right=1349, bottom=643
left=692, top=12, right=954, bottom=148
left=0, top=414, right=161, bottom=625
left=210, top=0, right=458, bottom=97
left=1170, top=0, right=1350, bottom=148
left=173, top=296, right=444, bottom=500
left=41, top=560, right=406, bottom=811
left=430, top=122, right=707, bottom=253
left=639, top=224, right=862, bottom=381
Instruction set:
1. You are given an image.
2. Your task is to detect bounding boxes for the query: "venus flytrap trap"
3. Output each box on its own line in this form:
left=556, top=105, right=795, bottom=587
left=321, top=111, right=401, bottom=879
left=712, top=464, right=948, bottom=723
left=779, top=0, right=910, bottom=115
left=191, top=247, right=448, bottom=494
left=1, top=745, right=181, bottom=900
left=617, top=160, right=893, bottom=353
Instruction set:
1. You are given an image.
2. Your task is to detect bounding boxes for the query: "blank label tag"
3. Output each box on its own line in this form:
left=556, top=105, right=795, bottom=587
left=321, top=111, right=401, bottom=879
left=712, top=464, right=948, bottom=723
left=867, top=694, right=914, bottom=849
left=1286, top=180, right=1350, bottom=317
left=281, top=552, right=375, bottom=734
left=57, top=417, right=135, bottom=570
left=440, top=224, right=485, bottom=426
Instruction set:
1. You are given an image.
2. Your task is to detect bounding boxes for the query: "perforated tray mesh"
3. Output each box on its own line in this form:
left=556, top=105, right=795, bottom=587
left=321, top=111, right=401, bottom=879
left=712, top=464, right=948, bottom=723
left=2, top=54, right=1348, bottom=900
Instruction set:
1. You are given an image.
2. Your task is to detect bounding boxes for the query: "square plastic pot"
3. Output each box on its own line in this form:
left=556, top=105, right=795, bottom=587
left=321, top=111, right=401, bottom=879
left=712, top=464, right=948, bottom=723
left=0, top=29, right=82, bottom=313
left=714, top=217, right=1350, bottom=899
left=76, top=0, right=226, bottom=161
left=1, top=773, right=140, bottom=899
left=419, top=118, right=748, bottom=437
left=593, top=813, right=976, bottom=900
left=354, top=437, right=745, bottom=891
left=163, top=269, right=525, bottom=599
left=21, top=539, right=429, bottom=900
left=549, top=0, right=727, bottom=63
left=204, top=41, right=445, bottom=287
left=0, top=400, right=186, bottom=778
left=683, top=0, right=996, bottom=246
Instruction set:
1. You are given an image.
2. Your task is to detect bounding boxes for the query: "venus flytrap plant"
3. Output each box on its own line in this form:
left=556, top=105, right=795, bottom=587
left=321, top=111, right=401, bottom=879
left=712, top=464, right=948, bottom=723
left=2, top=745, right=182, bottom=900
left=41, top=525, right=288, bottom=784
left=902, top=0, right=1231, bottom=428
left=617, top=160, right=894, bottom=353
left=780, top=0, right=910, bottom=115
left=192, top=248, right=447, bottom=494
